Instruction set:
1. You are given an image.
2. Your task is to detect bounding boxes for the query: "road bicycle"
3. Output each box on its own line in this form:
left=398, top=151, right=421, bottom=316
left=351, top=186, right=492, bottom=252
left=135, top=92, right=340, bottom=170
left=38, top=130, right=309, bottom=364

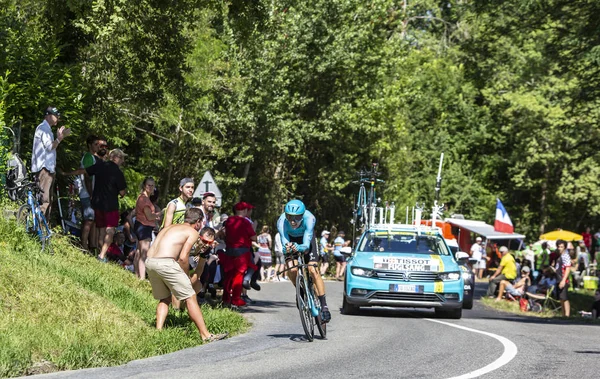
left=352, top=163, right=384, bottom=241
left=278, top=248, right=326, bottom=341
left=14, top=181, right=52, bottom=252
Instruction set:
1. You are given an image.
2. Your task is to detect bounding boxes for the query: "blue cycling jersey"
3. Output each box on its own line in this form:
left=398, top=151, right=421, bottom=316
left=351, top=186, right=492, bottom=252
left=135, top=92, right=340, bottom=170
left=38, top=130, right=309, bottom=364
left=276, top=210, right=316, bottom=253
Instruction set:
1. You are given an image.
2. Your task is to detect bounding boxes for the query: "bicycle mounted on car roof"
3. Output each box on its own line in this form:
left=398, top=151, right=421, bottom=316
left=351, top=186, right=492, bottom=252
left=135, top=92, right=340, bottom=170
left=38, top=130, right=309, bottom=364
left=352, top=163, right=385, bottom=245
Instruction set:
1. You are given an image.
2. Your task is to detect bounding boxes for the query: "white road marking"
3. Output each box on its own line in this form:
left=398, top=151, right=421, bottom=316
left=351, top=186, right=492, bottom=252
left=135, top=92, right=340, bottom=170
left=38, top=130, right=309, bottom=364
left=425, top=318, right=518, bottom=379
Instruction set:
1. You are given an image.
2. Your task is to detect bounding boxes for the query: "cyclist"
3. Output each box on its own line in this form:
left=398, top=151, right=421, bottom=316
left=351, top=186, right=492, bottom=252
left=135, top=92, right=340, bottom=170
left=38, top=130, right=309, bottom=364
left=277, top=199, right=331, bottom=323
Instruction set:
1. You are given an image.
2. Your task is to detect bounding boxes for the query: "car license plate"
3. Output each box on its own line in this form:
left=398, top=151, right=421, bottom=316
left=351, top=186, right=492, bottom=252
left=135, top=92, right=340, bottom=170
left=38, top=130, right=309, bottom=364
left=389, top=284, right=424, bottom=293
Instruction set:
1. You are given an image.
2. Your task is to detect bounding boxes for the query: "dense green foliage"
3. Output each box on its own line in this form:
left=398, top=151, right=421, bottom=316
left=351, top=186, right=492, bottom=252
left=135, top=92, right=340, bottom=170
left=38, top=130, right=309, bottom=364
left=1, top=0, right=599, bottom=238
left=0, top=216, right=247, bottom=377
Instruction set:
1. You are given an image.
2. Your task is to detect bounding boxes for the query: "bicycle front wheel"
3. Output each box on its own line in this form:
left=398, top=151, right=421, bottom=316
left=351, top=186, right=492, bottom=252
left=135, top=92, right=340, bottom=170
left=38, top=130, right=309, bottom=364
left=16, top=204, right=34, bottom=233
left=296, top=273, right=314, bottom=341
left=312, top=286, right=327, bottom=339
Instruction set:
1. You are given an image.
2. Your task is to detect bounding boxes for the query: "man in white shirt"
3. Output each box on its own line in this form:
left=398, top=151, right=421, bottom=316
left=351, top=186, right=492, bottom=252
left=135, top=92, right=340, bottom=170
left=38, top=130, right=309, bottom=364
left=31, top=106, right=71, bottom=218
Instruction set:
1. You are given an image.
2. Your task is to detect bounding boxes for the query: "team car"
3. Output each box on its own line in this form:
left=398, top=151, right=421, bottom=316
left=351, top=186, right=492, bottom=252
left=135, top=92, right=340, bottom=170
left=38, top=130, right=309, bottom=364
left=343, top=224, right=465, bottom=319
left=445, top=239, right=474, bottom=310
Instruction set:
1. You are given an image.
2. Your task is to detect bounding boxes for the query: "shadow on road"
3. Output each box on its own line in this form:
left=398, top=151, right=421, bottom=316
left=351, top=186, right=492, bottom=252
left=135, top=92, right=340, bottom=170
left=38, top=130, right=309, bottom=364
left=267, top=333, right=314, bottom=342
left=238, top=299, right=295, bottom=314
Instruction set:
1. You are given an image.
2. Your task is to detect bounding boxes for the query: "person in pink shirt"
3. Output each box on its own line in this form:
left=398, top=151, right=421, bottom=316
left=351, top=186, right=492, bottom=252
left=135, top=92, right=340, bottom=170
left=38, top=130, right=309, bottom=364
left=134, top=177, right=161, bottom=280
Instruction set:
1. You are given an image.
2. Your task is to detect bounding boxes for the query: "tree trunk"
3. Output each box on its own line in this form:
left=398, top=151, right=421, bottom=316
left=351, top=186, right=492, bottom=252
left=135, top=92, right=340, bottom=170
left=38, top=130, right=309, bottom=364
left=539, top=164, right=549, bottom=235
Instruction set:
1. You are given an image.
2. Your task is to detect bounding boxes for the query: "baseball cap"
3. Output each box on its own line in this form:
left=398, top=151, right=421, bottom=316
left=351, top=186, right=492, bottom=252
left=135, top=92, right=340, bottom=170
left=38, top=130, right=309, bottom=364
left=179, top=178, right=194, bottom=187
left=234, top=202, right=254, bottom=211
left=499, top=246, right=509, bottom=253
left=109, top=148, right=127, bottom=159
left=521, top=266, right=531, bottom=273
left=476, top=236, right=482, bottom=242
left=321, top=230, right=330, bottom=237
left=338, top=230, right=345, bottom=235
left=44, top=106, right=60, bottom=117
left=202, top=191, right=216, bottom=199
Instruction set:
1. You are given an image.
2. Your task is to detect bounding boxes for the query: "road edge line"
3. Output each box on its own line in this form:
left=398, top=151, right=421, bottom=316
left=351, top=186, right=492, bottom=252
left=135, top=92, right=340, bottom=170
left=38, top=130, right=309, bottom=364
left=424, top=318, right=518, bottom=379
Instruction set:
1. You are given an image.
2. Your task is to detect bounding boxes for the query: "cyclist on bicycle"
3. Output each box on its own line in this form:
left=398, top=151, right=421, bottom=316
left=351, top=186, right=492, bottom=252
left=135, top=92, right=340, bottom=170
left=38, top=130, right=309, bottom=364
left=277, top=199, right=331, bottom=323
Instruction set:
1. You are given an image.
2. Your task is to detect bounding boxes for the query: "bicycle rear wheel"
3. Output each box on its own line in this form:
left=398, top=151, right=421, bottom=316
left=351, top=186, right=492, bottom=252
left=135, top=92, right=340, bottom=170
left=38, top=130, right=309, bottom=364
left=16, top=204, right=34, bottom=233
left=296, top=273, right=314, bottom=341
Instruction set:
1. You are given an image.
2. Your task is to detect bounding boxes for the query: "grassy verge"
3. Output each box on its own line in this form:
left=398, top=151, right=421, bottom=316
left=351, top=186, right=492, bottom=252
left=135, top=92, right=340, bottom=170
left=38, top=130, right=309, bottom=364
left=481, top=289, right=600, bottom=322
left=0, top=216, right=248, bottom=377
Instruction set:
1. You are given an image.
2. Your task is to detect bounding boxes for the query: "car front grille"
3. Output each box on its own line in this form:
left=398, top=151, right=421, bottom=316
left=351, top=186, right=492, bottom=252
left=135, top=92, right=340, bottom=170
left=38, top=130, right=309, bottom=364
left=374, top=270, right=438, bottom=282
left=371, top=292, right=442, bottom=302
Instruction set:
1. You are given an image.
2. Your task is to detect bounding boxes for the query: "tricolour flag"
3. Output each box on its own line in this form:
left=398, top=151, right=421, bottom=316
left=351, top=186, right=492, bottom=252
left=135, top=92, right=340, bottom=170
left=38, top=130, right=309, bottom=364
left=494, top=198, right=514, bottom=233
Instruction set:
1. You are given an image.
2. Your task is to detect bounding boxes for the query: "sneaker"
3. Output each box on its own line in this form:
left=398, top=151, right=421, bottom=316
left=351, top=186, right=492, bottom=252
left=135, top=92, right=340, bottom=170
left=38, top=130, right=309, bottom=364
left=202, top=332, right=229, bottom=343
left=242, top=280, right=251, bottom=290
left=97, top=257, right=108, bottom=263
left=250, top=281, right=261, bottom=291
left=241, top=294, right=255, bottom=305
left=321, top=307, right=331, bottom=323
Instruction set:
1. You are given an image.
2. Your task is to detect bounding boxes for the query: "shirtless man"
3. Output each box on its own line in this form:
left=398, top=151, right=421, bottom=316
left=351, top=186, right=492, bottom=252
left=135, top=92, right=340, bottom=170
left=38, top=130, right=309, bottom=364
left=146, top=207, right=226, bottom=342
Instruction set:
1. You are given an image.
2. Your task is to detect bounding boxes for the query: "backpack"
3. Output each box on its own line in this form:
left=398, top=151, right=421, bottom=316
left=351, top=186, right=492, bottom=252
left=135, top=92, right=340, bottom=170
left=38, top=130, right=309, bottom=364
left=6, top=153, right=27, bottom=201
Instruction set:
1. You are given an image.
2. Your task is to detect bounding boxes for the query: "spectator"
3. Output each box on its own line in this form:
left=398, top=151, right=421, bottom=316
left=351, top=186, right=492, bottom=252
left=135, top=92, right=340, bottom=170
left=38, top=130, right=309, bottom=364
left=66, top=148, right=127, bottom=262
left=74, top=135, right=99, bottom=251
left=582, top=227, right=592, bottom=251
left=145, top=208, right=227, bottom=342
left=134, top=177, right=161, bottom=280
left=555, top=239, right=572, bottom=317
left=199, top=192, right=220, bottom=228
left=533, top=266, right=557, bottom=294
left=333, top=231, right=346, bottom=281
left=573, top=240, right=590, bottom=289
left=319, top=230, right=332, bottom=278
left=31, top=106, right=72, bottom=219
left=218, top=202, right=257, bottom=308
left=256, top=225, right=273, bottom=282
left=106, top=231, right=127, bottom=262
left=470, top=236, right=486, bottom=279
left=495, top=266, right=531, bottom=301
left=486, top=246, right=517, bottom=297
left=273, top=232, right=287, bottom=281
left=162, top=178, right=194, bottom=228
left=535, top=241, right=551, bottom=272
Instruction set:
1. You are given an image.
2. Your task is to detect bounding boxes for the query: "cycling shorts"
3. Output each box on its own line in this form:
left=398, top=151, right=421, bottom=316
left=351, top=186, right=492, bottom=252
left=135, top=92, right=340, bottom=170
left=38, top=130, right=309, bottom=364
left=285, top=236, right=319, bottom=263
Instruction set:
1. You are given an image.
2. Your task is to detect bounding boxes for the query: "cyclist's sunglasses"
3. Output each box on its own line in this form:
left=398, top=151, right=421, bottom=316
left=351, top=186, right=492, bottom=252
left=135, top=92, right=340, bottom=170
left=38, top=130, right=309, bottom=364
left=286, top=214, right=303, bottom=223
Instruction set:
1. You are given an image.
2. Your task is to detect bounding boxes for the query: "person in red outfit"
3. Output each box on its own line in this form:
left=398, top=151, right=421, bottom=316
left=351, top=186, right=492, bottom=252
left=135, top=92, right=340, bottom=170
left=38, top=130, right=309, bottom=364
left=582, top=227, right=592, bottom=251
left=218, top=202, right=257, bottom=307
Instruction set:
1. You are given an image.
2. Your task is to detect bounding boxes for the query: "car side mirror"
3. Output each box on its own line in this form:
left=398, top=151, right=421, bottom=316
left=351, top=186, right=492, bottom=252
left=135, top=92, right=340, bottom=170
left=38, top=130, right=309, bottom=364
left=455, top=251, right=469, bottom=262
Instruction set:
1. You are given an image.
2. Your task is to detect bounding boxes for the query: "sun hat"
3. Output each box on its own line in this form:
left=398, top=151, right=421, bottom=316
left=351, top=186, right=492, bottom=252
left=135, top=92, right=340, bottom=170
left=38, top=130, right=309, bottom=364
left=321, top=230, right=330, bottom=237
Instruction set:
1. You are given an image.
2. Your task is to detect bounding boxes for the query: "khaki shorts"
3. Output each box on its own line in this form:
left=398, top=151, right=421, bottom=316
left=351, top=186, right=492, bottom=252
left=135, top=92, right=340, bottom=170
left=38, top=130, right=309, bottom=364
left=146, top=258, right=195, bottom=301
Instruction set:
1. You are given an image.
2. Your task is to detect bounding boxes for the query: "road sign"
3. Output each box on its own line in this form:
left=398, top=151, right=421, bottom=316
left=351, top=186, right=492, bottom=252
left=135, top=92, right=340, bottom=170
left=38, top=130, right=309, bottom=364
left=193, top=170, right=222, bottom=207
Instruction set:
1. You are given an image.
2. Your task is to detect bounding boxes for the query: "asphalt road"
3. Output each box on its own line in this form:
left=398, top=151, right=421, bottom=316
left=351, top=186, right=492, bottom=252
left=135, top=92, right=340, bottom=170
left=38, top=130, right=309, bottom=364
left=31, top=281, right=600, bottom=379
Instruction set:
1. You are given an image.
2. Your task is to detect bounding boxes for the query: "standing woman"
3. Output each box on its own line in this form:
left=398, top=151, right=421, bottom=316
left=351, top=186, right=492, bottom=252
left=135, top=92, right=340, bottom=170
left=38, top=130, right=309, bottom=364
left=257, top=225, right=273, bottom=282
left=134, top=177, right=161, bottom=280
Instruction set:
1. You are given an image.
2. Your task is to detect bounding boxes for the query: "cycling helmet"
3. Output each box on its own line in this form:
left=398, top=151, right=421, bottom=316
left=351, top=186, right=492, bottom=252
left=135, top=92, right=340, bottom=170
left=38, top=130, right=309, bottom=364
left=284, top=199, right=306, bottom=215
left=284, top=199, right=306, bottom=227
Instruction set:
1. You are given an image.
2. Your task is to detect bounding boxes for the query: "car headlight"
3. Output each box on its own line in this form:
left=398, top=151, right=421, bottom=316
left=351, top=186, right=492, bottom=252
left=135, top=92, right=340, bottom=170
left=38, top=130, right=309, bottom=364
left=351, top=267, right=376, bottom=277
left=438, top=272, right=461, bottom=281
left=461, top=272, right=472, bottom=280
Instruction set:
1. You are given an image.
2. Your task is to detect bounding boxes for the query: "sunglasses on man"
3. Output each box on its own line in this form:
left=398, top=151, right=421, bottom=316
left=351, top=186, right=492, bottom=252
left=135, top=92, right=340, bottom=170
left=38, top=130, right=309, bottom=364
left=286, top=214, right=303, bottom=223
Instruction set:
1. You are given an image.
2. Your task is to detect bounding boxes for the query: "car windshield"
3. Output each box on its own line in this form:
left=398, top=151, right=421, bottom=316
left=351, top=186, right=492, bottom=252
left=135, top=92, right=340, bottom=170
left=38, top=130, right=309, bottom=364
left=358, top=231, right=451, bottom=256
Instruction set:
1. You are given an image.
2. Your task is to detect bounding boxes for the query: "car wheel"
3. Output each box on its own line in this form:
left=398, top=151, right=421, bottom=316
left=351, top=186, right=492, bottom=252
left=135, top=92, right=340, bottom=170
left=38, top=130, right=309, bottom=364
left=342, top=296, right=360, bottom=315
left=435, top=307, right=462, bottom=319
left=462, top=297, right=473, bottom=310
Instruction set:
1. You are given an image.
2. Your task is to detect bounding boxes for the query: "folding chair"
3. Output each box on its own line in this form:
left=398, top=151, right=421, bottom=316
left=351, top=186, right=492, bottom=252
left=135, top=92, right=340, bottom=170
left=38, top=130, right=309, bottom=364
left=525, top=285, right=561, bottom=313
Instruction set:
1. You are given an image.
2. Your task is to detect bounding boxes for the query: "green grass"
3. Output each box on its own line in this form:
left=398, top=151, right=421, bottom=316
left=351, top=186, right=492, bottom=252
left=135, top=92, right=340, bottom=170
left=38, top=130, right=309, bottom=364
left=0, top=215, right=248, bottom=377
left=482, top=288, right=600, bottom=322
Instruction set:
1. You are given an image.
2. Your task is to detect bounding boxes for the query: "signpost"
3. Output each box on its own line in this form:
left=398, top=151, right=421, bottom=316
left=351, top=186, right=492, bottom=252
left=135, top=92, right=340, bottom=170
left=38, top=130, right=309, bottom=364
left=193, top=171, right=223, bottom=207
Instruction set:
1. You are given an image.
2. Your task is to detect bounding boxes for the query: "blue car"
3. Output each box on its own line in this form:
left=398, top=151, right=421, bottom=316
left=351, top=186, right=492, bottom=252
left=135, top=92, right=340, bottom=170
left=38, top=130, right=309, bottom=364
left=343, top=226, right=464, bottom=319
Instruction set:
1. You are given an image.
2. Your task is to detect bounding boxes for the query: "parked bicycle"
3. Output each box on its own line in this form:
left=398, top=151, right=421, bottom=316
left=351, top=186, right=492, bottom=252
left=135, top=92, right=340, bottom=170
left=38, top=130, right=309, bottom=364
left=352, top=163, right=384, bottom=242
left=14, top=181, right=52, bottom=252
left=278, top=246, right=327, bottom=342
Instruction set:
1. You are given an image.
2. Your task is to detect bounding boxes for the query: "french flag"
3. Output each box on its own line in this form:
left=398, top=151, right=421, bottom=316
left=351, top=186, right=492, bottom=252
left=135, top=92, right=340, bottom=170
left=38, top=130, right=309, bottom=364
left=494, top=199, right=514, bottom=233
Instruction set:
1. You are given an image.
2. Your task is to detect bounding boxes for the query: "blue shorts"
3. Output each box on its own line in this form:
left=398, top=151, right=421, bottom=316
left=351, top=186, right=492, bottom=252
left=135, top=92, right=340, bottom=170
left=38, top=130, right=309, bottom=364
left=80, top=197, right=95, bottom=221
